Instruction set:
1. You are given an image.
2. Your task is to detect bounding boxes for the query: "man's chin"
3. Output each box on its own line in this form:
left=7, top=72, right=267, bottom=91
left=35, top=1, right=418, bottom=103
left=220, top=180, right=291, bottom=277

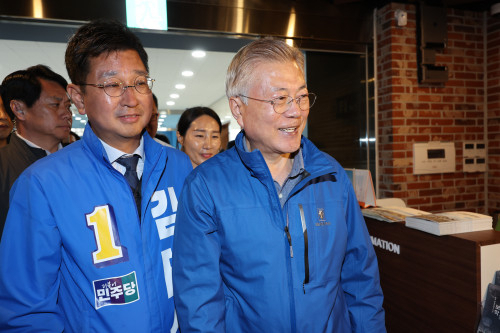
left=56, top=131, right=72, bottom=141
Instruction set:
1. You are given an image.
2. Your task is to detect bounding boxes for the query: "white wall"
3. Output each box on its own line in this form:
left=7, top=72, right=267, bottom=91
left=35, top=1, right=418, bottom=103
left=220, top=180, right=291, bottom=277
left=209, top=95, right=240, bottom=141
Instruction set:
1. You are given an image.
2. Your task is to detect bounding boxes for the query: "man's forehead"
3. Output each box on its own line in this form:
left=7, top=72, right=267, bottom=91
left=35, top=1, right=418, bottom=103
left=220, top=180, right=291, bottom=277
left=39, top=79, right=67, bottom=95
left=97, top=69, right=148, bottom=80
left=89, top=50, right=148, bottom=79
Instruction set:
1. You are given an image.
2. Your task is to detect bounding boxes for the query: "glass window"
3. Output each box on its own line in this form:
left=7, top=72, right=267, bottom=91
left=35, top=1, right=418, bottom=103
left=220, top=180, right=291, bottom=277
left=306, top=48, right=376, bottom=187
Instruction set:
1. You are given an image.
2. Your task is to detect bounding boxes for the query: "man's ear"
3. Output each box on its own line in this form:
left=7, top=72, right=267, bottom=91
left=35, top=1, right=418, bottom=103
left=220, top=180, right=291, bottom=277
left=67, top=84, right=86, bottom=115
left=10, top=100, right=27, bottom=120
left=229, top=97, right=244, bottom=128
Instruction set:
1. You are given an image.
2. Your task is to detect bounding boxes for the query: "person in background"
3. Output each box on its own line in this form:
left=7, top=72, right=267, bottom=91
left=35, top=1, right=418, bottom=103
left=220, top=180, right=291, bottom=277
left=0, top=19, right=192, bottom=332
left=146, top=93, right=172, bottom=147
left=0, top=65, right=71, bottom=233
left=156, top=133, right=171, bottom=145
left=176, top=106, right=222, bottom=168
left=0, top=88, right=13, bottom=148
left=62, top=130, right=81, bottom=146
left=172, top=38, right=386, bottom=332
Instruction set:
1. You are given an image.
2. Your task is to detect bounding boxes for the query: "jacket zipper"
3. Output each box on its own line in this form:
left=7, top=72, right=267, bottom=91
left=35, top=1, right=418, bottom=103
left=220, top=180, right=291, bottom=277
left=285, top=214, right=293, bottom=258
left=284, top=204, right=310, bottom=294
left=298, top=204, right=309, bottom=294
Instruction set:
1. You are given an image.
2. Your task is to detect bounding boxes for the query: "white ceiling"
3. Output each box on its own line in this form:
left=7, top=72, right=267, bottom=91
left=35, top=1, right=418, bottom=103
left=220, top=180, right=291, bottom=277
left=0, top=39, right=237, bottom=132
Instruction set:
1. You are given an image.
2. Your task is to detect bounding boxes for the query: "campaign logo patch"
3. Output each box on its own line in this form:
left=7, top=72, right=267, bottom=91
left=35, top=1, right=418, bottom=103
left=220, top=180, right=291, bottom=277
left=93, top=271, right=140, bottom=309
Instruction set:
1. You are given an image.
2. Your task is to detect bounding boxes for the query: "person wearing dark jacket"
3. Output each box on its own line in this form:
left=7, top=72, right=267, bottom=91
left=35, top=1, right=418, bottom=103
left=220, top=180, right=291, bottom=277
left=0, top=65, right=71, bottom=233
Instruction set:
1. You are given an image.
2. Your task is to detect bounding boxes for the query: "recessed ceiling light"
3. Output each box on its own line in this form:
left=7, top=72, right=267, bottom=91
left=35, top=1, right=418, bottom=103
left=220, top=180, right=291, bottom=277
left=182, top=70, right=193, bottom=77
left=170, top=93, right=179, bottom=99
left=167, top=101, right=175, bottom=106
left=175, top=84, right=185, bottom=90
left=192, top=50, right=206, bottom=58
left=160, top=114, right=167, bottom=118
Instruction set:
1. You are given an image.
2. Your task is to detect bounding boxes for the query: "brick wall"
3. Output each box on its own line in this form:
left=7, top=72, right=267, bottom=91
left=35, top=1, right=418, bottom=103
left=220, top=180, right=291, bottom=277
left=488, top=15, right=500, bottom=215
left=377, top=3, right=490, bottom=213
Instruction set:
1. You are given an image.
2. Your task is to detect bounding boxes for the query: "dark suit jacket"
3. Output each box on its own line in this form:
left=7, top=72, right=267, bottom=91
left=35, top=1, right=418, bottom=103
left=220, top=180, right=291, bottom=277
left=0, top=133, right=47, bottom=234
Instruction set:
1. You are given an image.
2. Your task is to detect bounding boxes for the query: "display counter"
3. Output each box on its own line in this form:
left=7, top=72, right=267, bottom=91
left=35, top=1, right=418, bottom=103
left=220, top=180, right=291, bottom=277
left=365, top=217, right=500, bottom=333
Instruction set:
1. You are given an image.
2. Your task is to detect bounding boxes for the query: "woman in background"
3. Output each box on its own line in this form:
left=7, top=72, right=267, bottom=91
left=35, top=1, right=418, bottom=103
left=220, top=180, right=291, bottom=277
left=177, top=107, right=222, bottom=168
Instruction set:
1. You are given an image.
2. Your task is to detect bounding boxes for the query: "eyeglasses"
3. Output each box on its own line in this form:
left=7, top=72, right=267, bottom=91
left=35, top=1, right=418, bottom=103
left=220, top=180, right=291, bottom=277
left=78, top=75, right=154, bottom=97
left=239, top=93, right=316, bottom=114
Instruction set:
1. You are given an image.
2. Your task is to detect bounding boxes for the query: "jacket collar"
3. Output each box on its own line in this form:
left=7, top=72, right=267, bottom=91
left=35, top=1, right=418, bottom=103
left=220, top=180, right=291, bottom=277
left=81, top=123, right=162, bottom=169
left=234, top=130, right=337, bottom=181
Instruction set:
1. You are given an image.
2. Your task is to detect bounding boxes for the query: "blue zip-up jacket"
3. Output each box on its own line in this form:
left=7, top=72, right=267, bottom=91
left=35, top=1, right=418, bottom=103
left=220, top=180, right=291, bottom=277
left=173, top=132, right=386, bottom=333
left=0, top=124, right=192, bottom=332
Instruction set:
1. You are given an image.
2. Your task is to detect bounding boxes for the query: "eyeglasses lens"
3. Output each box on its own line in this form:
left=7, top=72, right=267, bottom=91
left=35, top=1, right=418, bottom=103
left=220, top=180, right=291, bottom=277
left=102, top=76, right=153, bottom=97
left=274, top=94, right=315, bottom=114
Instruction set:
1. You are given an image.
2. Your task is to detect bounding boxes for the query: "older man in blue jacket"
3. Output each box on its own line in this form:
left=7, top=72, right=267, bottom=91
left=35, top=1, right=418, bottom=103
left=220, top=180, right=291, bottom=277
left=173, top=38, right=386, bottom=332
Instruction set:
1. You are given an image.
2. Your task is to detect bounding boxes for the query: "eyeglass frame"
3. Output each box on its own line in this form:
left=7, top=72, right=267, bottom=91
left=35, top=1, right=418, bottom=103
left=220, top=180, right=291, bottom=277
left=238, top=93, right=316, bottom=114
left=77, top=75, right=155, bottom=97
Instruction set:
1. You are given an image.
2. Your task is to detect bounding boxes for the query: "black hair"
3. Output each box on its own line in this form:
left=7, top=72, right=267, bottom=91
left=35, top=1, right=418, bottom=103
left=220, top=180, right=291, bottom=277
left=156, top=133, right=170, bottom=144
left=65, top=19, right=149, bottom=87
left=177, top=107, right=222, bottom=137
left=152, top=93, right=158, bottom=108
left=1, top=64, right=68, bottom=120
left=70, top=131, right=81, bottom=140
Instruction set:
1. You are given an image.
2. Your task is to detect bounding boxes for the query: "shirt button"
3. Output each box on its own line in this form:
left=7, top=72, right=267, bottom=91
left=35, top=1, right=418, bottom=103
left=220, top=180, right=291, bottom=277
left=279, top=194, right=283, bottom=198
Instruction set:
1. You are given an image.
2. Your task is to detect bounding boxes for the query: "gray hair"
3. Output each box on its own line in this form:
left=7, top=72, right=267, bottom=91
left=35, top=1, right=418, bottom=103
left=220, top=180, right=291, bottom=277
left=225, top=38, right=305, bottom=102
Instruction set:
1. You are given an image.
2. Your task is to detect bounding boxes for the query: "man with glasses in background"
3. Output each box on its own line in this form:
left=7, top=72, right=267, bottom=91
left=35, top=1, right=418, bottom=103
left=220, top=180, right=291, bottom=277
left=173, top=38, right=386, bottom=332
left=0, top=19, right=191, bottom=332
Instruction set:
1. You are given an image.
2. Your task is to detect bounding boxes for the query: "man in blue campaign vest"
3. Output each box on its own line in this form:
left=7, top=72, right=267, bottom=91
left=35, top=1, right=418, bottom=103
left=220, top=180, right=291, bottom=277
left=0, top=19, right=192, bottom=332
left=173, top=38, right=386, bottom=332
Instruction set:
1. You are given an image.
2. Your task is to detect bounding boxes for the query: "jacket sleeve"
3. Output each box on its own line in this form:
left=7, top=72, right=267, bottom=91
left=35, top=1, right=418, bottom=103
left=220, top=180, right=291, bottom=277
left=172, top=172, right=225, bottom=333
left=0, top=172, right=64, bottom=332
left=340, top=173, right=387, bottom=333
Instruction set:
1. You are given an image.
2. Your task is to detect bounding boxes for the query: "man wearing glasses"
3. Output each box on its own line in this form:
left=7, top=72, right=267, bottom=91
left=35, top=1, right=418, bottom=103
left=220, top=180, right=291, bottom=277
left=173, top=38, right=386, bottom=332
left=0, top=20, right=192, bottom=332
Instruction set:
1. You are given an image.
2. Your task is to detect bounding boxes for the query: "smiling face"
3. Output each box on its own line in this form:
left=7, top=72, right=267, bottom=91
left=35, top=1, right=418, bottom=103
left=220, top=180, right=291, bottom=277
left=68, top=49, right=152, bottom=153
left=177, top=114, right=221, bottom=168
left=231, top=60, right=308, bottom=161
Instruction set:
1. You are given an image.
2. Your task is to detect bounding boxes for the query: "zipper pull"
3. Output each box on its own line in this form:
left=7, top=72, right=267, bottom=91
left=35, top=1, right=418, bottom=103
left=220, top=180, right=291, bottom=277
left=284, top=226, right=293, bottom=258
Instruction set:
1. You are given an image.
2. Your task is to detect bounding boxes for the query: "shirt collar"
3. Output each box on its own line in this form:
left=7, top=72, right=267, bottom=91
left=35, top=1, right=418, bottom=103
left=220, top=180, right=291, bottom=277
left=15, top=131, right=63, bottom=155
left=290, top=147, right=305, bottom=178
left=242, top=132, right=304, bottom=177
left=100, top=137, right=145, bottom=164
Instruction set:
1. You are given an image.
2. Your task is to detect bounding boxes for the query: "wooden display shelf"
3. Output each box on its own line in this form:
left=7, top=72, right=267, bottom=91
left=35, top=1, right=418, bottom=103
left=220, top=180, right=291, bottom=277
left=365, top=217, right=500, bottom=333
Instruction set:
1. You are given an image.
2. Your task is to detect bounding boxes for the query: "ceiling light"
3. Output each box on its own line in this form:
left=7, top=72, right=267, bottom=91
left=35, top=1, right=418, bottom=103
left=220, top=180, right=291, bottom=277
left=192, top=50, right=206, bottom=58
left=175, top=84, right=185, bottom=90
left=167, top=101, right=175, bottom=106
left=182, top=70, right=193, bottom=77
left=160, top=114, right=167, bottom=118
left=169, top=93, right=179, bottom=99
